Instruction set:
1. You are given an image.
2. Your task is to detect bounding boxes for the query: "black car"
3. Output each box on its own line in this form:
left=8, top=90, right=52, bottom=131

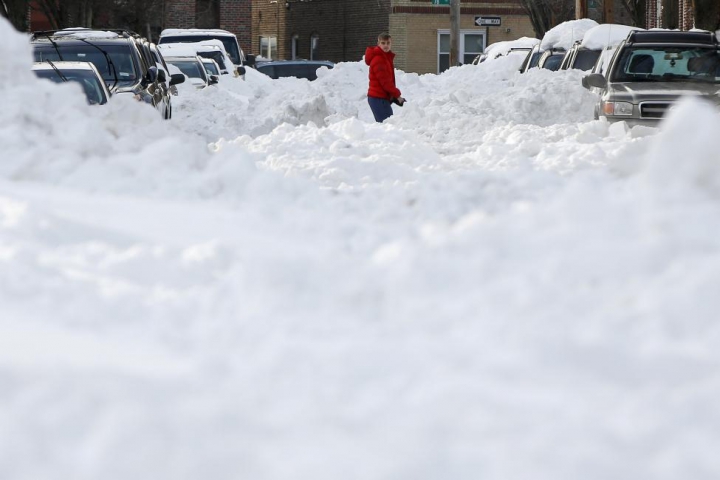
left=255, top=60, right=334, bottom=81
left=31, top=29, right=183, bottom=119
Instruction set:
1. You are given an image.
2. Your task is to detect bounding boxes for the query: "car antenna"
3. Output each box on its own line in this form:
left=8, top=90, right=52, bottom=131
left=45, top=59, right=68, bottom=82
left=73, top=37, right=120, bottom=91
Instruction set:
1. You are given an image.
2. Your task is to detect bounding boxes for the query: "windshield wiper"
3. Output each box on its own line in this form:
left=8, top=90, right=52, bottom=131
left=45, top=59, right=68, bottom=82
left=74, top=38, right=119, bottom=90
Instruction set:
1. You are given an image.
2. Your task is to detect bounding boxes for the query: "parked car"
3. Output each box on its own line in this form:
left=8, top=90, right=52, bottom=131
left=30, top=28, right=182, bottom=119
left=582, top=30, right=720, bottom=126
left=158, top=28, right=254, bottom=75
left=519, top=44, right=544, bottom=73
left=158, top=41, right=236, bottom=76
left=32, top=60, right=111, bottom=105
left=254, top=59, right=334, bottom=81
left=537, top=48, right=566, bottom=71
left=164, top=55, right=215, bottom=88
left=560, top=41, right=601, bottom=71
left=577, top=24, right=645, bottom=76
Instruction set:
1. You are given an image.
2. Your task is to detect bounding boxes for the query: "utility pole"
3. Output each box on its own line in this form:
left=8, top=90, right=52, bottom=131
left=450, top=0, right=460, bottom=67
left=576, top=0, right=588, bottom=19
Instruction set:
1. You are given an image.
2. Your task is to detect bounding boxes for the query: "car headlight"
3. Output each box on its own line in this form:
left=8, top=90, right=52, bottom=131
left=602, top=101, right=633, bottom=116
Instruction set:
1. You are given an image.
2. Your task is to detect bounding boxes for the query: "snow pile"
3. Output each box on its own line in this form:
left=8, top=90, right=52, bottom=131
left=3, top=15, right=720, bottom=480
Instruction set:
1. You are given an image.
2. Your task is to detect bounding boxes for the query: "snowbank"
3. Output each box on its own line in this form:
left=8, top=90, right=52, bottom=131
left=3, top=15, right=720, bottom=480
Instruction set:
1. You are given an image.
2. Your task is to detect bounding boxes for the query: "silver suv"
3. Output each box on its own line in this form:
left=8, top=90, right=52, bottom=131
left=582, top=30, right=720, bottom=126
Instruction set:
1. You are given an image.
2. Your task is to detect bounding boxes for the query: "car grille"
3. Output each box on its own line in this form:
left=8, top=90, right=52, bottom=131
left=639, top=102, right=672, bottom=119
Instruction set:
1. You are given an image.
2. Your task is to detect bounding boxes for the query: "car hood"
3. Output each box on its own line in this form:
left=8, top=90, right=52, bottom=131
left=608, top=81, right=720, bottom=103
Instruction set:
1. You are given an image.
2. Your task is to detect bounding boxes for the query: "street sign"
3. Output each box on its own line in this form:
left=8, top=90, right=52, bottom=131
left=431, top=0, right=450, bottom=4
left=475, top=16, right=501, bottom=26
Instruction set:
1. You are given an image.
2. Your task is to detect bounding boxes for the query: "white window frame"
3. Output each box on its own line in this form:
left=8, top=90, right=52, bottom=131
left=437, top=29, right=487, bottom=73
left=260, top=36, right=277, bottom=60
left=310, top=34, right=319, bottom=60
left=291, top=34, right=299, bottom=60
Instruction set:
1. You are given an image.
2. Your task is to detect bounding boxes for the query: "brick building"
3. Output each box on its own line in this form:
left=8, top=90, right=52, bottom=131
left=391, top=0, right=534, bottom=73
left=645, top=0, right=695, bottom=30
left=164, top=0, right=252, bottom=54
left=252, top=0, right=390, bottom=64
left=252, top=0, right=536, bottom=74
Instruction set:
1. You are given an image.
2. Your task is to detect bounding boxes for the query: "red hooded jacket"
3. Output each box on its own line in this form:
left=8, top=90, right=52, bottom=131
left=365, top=46, right=402, bottom=101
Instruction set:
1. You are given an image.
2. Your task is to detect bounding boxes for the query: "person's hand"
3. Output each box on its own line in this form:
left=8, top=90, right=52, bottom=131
left=393, top=97, right=406, bottom=107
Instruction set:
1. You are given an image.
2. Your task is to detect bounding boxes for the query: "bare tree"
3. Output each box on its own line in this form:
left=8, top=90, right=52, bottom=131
left=33, top=0, right=96, bottom=29
left=2, top=0, right=29, bottom=30
left=518, top=0, right=575, bottom=38
left=695, top=0, right=720, bottom=31
left=618, top=0, right=646, bottom=27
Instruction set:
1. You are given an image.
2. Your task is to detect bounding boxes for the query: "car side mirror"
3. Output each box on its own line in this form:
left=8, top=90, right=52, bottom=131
left=244, top=54, right=255, bottom=67
left=209, top=75, right=219, bottom=85
left=583, top=73, right=607, bottom=89
left=146, top=66, right=158, bottom=84
left=157, top=68, right=167, bottom=83
left=236, top=66, right=246, bottom=76
left=169, top=73, right=185, bottom=86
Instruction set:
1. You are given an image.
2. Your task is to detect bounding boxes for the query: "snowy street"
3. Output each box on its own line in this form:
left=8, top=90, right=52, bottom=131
left=2, top=18, right=720, bottom=480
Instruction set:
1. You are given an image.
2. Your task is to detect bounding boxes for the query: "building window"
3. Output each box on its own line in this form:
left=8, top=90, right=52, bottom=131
left=291, top=34, right=299, bottom=60
left=310, top=34, right=319, bottom=60
left=260, top=36, right=277, bottom=60
left=437, top=30, right=486, bottom=73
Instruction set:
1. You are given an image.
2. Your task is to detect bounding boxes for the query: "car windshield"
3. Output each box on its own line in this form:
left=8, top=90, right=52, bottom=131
left=34, top=68, right=108, bottom=104
left=33, top=44, right=138, bottom=85
left=160, top=35, right=240, bottom=65
left=611, top=46, right=720, bottom=83
left=197, top=51, right=226, bottom=70
left=203, top=61, right=219, bottom=75
left=167, top=59, right=207, bottom=81
left=542, top=53, right=563, bottom=71
left=528, top=51, right=542, bottom=69
left=574, top=49, right=601, bottom=71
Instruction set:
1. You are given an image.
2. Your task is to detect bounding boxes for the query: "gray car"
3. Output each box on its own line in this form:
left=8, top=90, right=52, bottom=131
left=582, top=30, right=720, bottom=126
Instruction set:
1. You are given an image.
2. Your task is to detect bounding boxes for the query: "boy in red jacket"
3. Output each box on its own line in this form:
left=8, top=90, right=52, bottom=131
left=365, top=32, right=406, bottom=123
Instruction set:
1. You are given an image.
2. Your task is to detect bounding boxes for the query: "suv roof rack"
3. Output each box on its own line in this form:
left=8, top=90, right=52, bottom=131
left=30, top=28, right=135, bottom=41
left=626, top=30, right=717, bottom=45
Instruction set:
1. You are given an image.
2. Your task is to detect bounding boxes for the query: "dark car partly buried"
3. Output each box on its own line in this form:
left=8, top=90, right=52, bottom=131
left=31, top=29, right=183, bottom=119
left=582, top=30, right=720, bottom=126
left=255, top=59, right=334, bottom=81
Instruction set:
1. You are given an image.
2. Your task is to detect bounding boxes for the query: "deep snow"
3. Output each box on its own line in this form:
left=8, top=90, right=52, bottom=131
left=2, top=17, right=720, bottom=480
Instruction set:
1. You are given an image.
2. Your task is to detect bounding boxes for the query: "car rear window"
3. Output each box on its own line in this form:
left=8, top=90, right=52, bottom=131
left=611, top=46, right=720, bottom=82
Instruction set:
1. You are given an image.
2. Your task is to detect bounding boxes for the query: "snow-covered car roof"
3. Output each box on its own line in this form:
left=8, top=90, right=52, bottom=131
left=581, top=23, right=645, bottom=49
left=483, top=37, right=540, bottom=61
left=31, top=60, right=100, bottom=71
left=540, top=18, right=599, bottom=51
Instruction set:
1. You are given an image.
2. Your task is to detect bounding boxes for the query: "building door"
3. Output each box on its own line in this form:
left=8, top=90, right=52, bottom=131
left=437, top=30, right=486, bottom=73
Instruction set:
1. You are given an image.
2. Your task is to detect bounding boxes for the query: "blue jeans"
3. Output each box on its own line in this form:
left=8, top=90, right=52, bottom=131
left=368, top=96, right=393, bottom=123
